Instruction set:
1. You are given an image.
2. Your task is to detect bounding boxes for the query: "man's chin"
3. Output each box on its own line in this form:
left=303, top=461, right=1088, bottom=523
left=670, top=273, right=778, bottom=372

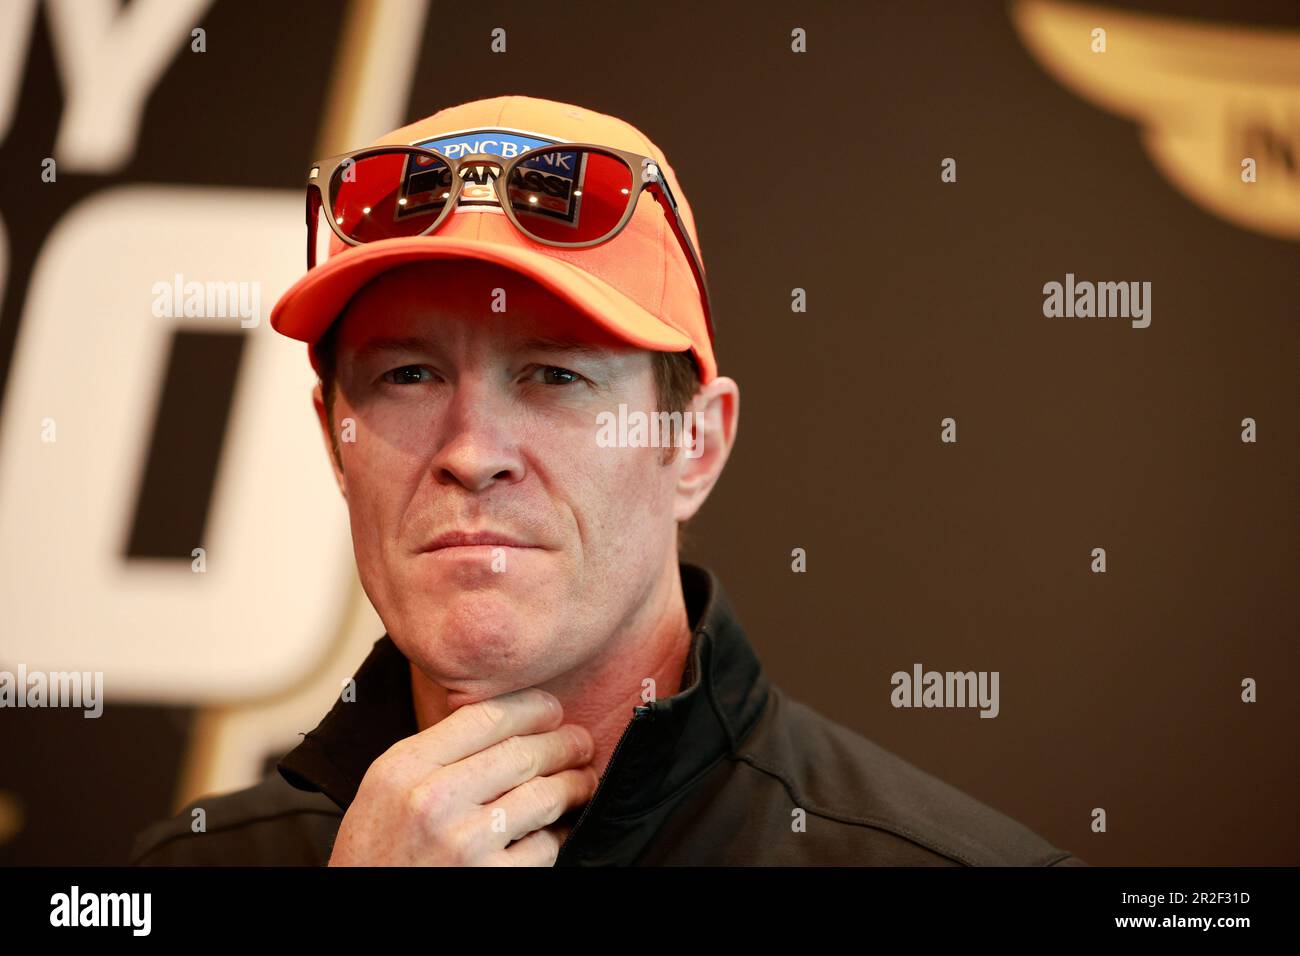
left=395, top=590, right=548, bottom=681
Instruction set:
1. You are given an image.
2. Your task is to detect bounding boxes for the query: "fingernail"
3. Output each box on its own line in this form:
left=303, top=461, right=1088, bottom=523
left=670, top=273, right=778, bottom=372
left=571, top=727, right=589, bottom=755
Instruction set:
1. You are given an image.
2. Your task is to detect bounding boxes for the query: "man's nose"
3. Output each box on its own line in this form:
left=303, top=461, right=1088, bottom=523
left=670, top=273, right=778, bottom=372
left=427, top=376, right=526, bottom=493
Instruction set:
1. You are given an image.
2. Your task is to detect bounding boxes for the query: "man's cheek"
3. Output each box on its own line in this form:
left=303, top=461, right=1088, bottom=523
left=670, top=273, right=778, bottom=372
left=341, top=449, right=410, bottom=571
left=343, top=481, right=389, bottom=592
left=589, top=446, right=672, bottom=543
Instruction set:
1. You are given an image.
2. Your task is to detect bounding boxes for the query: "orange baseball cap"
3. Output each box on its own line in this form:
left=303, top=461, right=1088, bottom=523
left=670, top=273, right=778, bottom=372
left=269, top=94, right=717, bottom=383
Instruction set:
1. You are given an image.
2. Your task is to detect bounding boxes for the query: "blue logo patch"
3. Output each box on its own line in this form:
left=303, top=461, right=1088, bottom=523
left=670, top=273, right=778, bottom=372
left=412, top=128, right=563, bottom=214
left=411, top=127, right=593, bottom=232
left=414, top=127, right=560, bottom=160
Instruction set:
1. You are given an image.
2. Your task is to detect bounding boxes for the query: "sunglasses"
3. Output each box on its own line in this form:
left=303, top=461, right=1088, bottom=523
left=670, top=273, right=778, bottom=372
left=304, top=142, right=715, bottom=343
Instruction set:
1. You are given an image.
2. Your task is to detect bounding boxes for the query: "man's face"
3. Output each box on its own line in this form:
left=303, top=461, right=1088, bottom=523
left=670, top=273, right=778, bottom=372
left=322, top=261, right=683, bottom=709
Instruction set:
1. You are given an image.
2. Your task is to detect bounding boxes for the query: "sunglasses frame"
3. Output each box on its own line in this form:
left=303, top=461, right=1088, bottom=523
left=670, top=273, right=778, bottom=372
left=305, top=141, right=715, bottom=344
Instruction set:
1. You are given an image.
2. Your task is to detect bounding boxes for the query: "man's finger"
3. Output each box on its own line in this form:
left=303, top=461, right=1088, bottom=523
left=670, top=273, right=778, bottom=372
left=498, top=822, right=568, bottom=867
left=443, top=723, right=594, bottom=805
left=397, top=687, right=564, bottom=768
left=489, top=766, right=599, bottom=849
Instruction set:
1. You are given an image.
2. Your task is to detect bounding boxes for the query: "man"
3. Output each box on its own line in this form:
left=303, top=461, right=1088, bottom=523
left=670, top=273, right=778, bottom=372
left=131, top=95, right=1083, bottom=866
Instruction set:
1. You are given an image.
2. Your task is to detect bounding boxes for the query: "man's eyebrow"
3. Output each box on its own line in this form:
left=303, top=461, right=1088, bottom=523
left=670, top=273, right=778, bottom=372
left=350, top=335, right=617, bottom=362
left=518, top=336, right=611, bottom=356
left=352, top=336, right=438, bottom=358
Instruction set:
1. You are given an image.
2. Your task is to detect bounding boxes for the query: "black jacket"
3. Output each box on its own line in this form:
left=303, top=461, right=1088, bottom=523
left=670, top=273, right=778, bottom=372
left=131, top=562, right=1085, bottom=866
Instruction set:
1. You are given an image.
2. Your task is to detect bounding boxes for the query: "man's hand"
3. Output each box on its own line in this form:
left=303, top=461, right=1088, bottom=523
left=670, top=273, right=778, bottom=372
left=327, top=687, right=598, bottom=866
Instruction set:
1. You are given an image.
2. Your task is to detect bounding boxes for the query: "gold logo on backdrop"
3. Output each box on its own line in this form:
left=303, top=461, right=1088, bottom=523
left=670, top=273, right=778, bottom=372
left=1011, top=0, right=1300, bottom=241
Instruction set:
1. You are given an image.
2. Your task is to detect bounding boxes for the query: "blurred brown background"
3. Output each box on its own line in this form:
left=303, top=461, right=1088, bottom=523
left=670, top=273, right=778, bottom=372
left=0, top=0, right=1296, bottom=866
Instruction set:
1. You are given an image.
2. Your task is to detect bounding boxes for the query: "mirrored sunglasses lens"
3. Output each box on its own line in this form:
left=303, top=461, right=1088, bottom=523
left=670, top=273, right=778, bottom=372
left=506, top=148, right=633, bottom=243
left=329, top=150, right=452, bottom=242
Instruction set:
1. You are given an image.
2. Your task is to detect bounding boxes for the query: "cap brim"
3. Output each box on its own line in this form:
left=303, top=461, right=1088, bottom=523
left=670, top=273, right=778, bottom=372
left=270, top=236, right=695, bottom=356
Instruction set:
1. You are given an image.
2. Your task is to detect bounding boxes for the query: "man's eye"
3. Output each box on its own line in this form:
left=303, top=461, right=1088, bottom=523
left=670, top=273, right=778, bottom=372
left=530, top=365, right=583, bottom=386
left=382, top=365, right=433, bottom=385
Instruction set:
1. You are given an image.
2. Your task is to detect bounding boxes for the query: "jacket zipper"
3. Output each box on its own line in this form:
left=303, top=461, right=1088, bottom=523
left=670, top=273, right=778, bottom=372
left=555, top=703, right=653, bottom=863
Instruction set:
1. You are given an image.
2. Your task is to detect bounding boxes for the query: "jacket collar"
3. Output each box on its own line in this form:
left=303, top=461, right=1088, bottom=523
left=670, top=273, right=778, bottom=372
left=277, top=561, right=770, bottom=865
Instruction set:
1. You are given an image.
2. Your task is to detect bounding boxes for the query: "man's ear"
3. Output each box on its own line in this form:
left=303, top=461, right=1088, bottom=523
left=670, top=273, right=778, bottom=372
left=312, top=381, right=347, bottom=500
left=673, top=376, right=739, bottom=522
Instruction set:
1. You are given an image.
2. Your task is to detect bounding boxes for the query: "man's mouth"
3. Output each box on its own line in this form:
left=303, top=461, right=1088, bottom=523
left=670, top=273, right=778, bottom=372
left=418, top=530, right=538, bottom=553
